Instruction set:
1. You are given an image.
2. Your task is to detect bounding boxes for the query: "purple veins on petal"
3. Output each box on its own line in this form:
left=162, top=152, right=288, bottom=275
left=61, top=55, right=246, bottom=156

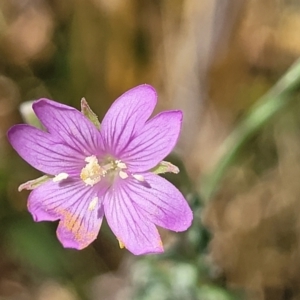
left=8, top=124, right=85, bottom=175
left=100, top=84, right=157, bottom=156
left=28, top=179, right=104, bottom=249
left=33, top=99, right=103, bottom=156
left=121, top=110, right=183, bottom=172
left=119, top=173, right=193, bottom=232
left=7, top=84, right=193, bottom=254
left=104, top=187, right=164, bottom=255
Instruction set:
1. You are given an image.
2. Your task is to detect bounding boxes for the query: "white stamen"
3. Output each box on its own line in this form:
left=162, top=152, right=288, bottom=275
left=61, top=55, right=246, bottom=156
left=117, top=161, right=127, bottom=169
left=85, top=156, right=96, bottom=163
left=88, top=196, right=98, bottom=211
left=81, top=156, right=128, bottom=185
left=132, top=174, right=145, bottom=182
left=53, top=173, right=69, bottom=182
left=119, top=170, right=128, bottom=179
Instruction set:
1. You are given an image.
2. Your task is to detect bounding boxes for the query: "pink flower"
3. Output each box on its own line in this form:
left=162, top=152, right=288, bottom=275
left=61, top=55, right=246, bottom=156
left=8, top=85, right=193, bottom=255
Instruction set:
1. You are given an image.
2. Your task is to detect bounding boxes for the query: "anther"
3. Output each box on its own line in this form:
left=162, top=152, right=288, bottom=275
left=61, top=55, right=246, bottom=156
left=53, top=173, right=69, bottom=182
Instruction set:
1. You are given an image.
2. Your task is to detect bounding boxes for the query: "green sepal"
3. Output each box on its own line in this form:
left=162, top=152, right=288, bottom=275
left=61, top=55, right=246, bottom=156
left=18, top=175, right=52, bottom=192
left=151, top=161, right=179, bottom=175
left=19, top=101, right=43, bottom=129
left=81, top=98, right=100, bottom=129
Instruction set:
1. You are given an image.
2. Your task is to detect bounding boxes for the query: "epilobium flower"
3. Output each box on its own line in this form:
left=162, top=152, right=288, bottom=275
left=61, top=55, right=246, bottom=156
left=8, top=85, right=193, bottom=255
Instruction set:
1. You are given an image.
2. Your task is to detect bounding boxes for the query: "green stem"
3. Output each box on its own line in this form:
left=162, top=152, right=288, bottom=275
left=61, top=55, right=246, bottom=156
left=201, top=58, right=300, bottom=202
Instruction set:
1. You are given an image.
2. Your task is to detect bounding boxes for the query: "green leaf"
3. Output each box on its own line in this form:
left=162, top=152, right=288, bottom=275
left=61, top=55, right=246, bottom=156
left=81, top=97, right=100, bottom=129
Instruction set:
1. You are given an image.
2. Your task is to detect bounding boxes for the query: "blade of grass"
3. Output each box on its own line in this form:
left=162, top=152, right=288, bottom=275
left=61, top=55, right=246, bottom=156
left=201, top=58, right=300, bottom=202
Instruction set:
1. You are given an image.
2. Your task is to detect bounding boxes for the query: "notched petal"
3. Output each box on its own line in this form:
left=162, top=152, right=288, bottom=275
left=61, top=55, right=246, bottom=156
left=28, top=180, right=104, bottom=249
left=56, top=205, right=103, bottom=250
left=125, top=173, right=193, bottom=232
left=33, top=99, right=103, bottom=156
left=101, top=84, right=157, bottom=156
left=8, top=124, right=84, bottom=175
left=104, top=188, right=164, bottom=255
left=122, top=110, right=183, bottom=172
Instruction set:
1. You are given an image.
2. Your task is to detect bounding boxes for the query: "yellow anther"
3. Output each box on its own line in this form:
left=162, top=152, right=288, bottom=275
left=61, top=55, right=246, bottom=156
left=80, top=155, right=105, bottom=186
left=118, top=239, right=125, bottom=249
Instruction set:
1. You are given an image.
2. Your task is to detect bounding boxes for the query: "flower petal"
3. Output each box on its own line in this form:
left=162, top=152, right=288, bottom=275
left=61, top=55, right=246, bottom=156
left=28, top=179, right=104, bottom=249
left=33, top=99, right=103, bottom=157
left=121, top=111, right=182, bottom=172
left=104, top=186, right=164, bottom=255
left=8, top=125, right=85, bottom=175
left=122, top=173, right=193, bottom=232
left=101, top=84, right=157, bottom=156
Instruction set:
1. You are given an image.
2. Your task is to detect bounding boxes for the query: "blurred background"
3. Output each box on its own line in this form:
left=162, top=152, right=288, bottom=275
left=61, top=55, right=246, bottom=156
left=1, top=0, right=300, bottom=299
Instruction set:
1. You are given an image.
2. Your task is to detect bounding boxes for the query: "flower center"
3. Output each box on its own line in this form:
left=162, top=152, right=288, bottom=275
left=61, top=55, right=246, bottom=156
left=80, top=155, right=128, bottom=186
left=80, top=156, right=105, bottom=186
